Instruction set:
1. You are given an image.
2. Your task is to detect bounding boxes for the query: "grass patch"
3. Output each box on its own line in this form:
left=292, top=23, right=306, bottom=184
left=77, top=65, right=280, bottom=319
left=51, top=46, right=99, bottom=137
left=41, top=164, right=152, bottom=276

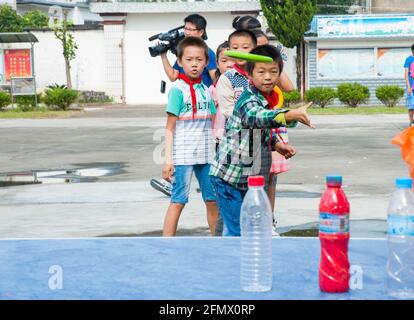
left=0, top=109, right=83, bottom=119
left=306, top=105, right=407, bottom=115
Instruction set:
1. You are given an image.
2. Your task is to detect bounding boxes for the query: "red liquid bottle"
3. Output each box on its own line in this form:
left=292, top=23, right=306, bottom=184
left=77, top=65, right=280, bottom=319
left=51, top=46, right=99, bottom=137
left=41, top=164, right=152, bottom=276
left=319, top=175, right=350, bottom=293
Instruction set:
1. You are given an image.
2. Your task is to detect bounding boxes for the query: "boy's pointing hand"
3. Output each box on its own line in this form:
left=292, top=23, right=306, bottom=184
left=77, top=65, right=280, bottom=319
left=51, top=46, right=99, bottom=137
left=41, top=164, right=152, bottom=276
left=285, top=102, right=315, bottom=129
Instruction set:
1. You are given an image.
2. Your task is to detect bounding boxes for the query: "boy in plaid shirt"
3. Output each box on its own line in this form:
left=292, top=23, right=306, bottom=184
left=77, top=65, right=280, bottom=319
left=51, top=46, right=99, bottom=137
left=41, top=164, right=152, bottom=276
left=209, top=45, right=314, bottom=236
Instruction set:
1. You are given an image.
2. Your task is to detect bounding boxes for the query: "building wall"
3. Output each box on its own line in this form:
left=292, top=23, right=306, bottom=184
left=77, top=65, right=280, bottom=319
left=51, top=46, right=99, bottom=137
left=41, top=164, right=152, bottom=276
left=371, top=0, right=414, bottom=13
left=123, top=12, right=297, bottom=105
left=307, top=40, right=411, bottom=105
left=11, top=29, right=106, bottom=92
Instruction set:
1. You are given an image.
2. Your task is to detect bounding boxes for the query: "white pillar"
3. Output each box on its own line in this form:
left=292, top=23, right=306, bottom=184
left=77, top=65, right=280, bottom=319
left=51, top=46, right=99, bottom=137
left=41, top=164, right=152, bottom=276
left=101, top=13, right=127, bottom=104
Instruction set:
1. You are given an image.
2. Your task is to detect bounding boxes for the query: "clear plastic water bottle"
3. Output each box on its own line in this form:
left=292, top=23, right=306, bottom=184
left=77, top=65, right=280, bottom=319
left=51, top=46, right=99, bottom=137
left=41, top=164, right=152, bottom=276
left=387, top=177, right=414, bottom=299
left=240, top=175, right=273, bottom=292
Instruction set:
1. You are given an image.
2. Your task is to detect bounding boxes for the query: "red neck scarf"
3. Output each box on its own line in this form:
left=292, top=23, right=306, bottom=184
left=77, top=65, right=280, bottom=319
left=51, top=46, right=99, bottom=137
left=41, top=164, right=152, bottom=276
left=232, top=64, right=249, bottom=78
left=261, top=89, right=279, bottom=110
left=178, top=73, right=202, bottom=118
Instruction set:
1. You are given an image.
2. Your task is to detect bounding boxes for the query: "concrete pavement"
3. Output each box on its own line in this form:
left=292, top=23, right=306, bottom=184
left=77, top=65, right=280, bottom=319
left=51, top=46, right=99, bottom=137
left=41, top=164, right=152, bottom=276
left=0, top=106, right=410, bottom=238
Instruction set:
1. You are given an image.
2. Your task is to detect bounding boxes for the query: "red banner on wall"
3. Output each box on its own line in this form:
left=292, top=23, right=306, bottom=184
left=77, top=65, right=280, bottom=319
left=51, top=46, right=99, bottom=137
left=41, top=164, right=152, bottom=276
left=4, top=49, right=32, bottom=81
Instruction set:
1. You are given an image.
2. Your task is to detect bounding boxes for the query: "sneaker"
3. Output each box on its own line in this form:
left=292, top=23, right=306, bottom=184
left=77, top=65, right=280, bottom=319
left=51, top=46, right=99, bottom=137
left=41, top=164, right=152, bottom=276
left=150, top=178, right=172, bottom=197
left=411, top=121, right=414, bottom=127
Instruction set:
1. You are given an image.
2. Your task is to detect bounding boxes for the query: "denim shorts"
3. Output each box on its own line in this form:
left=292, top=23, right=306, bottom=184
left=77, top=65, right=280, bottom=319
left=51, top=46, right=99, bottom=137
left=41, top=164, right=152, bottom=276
left=171, top=164, right=216, bottom=204
left=406, top=91, right=414, bottom=110
left=210, top=175, right=247, bottom=236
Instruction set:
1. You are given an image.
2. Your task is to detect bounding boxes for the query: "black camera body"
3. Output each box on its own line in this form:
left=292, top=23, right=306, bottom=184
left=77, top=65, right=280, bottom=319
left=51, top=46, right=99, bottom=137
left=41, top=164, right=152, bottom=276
left=148, top=26, right=185, bottom=57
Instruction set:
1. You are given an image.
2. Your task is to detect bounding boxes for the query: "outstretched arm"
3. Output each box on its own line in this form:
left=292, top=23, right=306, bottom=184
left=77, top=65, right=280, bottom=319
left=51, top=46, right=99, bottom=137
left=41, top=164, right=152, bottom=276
left=285, top=102, right=315, bottom=128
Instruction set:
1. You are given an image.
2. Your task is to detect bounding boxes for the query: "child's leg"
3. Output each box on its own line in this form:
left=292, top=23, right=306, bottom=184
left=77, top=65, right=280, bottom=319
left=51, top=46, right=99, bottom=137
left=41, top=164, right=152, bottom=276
left=267, top=173, right=277, bottom=215
left=163, top=203, right=185, bottom=236
left=162, top=165, right=192, bottom=237
left=210, top=175, right=247, bottom=236
left=194, top=164, right=218, bottom=235
left=205, top=201, right=218, bottom=235
left=407, top=92, right=414, bottom=123
left=214, top=214, right=224, bottom=236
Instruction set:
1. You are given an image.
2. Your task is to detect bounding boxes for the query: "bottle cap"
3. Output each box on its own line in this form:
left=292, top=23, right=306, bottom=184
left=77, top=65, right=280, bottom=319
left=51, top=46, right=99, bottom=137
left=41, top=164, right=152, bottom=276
left=396, top=177, right=413, bottom=189
left=248, top=175, right=265, bottom=187
left=326, top=175, right=342, bottom=187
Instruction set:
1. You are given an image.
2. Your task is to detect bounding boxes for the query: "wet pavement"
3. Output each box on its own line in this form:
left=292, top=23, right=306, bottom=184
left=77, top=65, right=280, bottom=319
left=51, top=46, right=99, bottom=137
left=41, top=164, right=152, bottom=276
left=0, top=105, right=409, bottom=238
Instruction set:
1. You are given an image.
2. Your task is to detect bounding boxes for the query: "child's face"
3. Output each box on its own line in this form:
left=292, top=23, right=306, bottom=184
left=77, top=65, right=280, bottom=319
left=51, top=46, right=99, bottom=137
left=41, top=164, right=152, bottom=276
left=229, top=35, right=256, bottom=67
left=178, top=46, right=207, bottom=80
left=217, top=50, right=234, bottom=75
left=257, top=35, right=269, bottom=46
left=249, top=62, right=281, bottom=94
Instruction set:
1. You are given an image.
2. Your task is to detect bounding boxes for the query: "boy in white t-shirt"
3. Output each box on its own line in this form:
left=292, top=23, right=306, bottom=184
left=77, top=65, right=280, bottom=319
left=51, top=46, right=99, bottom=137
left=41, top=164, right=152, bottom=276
left=162, top=37, right=219, bottom=236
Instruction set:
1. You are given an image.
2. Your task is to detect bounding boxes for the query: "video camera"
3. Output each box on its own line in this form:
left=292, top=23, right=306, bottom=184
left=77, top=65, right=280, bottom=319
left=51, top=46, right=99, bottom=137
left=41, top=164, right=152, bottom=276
left=148, top=26, right=185, bottom=57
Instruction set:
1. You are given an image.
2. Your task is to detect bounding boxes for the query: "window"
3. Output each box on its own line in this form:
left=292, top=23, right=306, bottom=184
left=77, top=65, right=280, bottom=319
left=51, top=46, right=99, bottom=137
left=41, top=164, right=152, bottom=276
left=317, top=47, right=409, bottom=79
left=377, top=48, right=408, bottom=78
left=317, top=48, right=375, bottom=79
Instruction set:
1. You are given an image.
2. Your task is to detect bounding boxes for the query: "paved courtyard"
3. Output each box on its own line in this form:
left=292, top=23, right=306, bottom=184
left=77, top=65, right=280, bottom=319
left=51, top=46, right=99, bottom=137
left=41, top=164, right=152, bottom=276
left=0, top=105, right=409, bottom=238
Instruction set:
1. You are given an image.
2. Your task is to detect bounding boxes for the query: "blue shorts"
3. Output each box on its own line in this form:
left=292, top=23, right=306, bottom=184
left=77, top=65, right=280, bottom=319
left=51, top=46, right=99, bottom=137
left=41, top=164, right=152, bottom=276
left=406, top=91, right=414, bottom=110
left=171, top=164, right=216, bottom=204
left=210, top=175, right=247, bottom=236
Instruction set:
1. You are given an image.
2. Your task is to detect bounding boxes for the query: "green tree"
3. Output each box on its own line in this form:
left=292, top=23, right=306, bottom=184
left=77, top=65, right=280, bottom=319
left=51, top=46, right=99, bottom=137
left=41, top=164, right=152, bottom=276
left=260, top=0, right=316, bottom=93
left=53, top=14, right=78, bottom=89
left=0, top=5, right=24, bottom=32
left=22, top=10, right=49, bottom=29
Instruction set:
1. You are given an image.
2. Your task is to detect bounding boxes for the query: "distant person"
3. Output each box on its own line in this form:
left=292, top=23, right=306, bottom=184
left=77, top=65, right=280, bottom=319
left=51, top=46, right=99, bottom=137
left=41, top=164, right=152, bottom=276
left=404, top=43, right=414, bottom=127
left=160, top=13, right=217, bottom=87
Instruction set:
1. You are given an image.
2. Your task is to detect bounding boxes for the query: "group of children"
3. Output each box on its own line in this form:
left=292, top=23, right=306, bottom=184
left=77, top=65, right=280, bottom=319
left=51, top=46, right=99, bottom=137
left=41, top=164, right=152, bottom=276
left=161, top=16, right=314, bottom=237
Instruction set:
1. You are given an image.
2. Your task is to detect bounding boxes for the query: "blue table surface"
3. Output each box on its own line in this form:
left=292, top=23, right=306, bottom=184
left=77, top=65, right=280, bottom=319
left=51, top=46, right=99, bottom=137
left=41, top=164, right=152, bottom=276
left=0, top=236, right=394, bottom=300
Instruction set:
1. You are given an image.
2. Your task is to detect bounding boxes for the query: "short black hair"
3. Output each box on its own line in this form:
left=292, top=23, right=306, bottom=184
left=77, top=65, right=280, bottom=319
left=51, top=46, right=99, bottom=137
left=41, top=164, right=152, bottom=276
left=232, top=15, right=261, bottom=31
left=246, top=45, right=284, bottom=75
left=411, top=43, right=414, bottom=52
left=176, top=36, right=209, bottom=62
left=185, top=14, right=208, bottom=40
left=228, top=29, right=257, bottom=47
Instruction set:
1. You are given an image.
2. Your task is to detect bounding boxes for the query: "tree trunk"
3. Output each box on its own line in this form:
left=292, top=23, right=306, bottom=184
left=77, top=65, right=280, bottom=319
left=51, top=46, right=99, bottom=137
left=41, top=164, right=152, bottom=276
left=65, top=57, right=72, bottom=89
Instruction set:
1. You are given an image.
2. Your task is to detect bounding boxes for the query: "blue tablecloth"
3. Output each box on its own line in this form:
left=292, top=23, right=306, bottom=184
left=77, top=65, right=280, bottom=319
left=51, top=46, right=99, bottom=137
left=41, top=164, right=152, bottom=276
left=0, top=237, right=392, bottom=300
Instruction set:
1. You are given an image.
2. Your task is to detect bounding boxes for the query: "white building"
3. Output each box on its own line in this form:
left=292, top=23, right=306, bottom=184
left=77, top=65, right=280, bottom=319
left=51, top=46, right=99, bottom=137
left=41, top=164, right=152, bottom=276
left=89, top=0, right=297, bottom=105
left=16, top=0, right=102, bottom=25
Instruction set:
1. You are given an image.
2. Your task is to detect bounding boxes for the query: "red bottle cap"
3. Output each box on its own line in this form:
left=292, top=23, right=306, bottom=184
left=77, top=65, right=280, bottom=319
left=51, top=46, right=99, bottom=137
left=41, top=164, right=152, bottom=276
left=248, top=175, right=265, bottom=187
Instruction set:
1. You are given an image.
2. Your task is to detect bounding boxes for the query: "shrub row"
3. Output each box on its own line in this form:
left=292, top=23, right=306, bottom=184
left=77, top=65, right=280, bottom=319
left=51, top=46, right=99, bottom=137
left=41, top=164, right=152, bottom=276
left=285, top=84, right=405, bottom=108
left=0, top=87, right=79, bottom=111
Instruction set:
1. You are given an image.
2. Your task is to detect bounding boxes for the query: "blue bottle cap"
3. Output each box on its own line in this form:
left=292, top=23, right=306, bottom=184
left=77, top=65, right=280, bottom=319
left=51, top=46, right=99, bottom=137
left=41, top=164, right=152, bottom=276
left=396, top=177, right=413, bottom=189
left=326, top=175, right=342, bottom=187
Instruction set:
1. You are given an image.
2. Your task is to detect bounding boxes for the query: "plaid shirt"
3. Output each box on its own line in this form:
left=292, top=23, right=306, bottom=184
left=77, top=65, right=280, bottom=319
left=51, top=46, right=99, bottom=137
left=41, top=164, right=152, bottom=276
left=209, top=86, right=289, bottom=190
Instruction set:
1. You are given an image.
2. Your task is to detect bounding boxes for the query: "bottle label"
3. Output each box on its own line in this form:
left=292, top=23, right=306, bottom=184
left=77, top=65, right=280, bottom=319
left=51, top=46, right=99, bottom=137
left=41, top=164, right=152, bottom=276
left=387, top=214, right=414, bottom=236
left=319, top=212, right=349, bottom=234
